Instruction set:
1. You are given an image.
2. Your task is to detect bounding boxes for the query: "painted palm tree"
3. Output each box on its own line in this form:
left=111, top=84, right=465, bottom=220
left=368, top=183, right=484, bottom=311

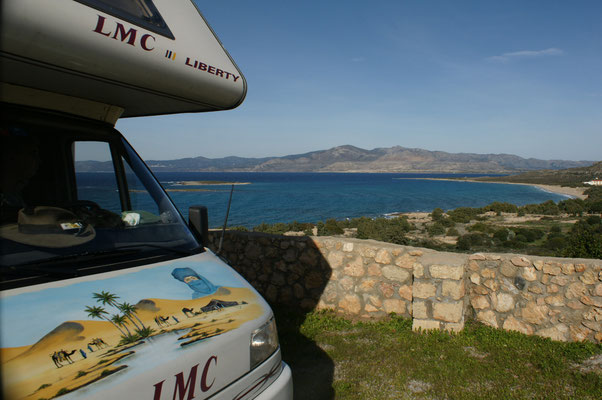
left=111, top=314, right=132, bottom=336
left=93, top=291, right=144, bottom=330
left=118, top=302, right=147, bottom=330
left=93, top=291, right=120, bottom=308
left=85, top=305, right=126, bottom=336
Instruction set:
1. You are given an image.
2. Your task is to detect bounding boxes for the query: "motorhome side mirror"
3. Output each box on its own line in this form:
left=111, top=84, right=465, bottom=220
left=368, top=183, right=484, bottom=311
left=189, top=205, right=209, bottom=247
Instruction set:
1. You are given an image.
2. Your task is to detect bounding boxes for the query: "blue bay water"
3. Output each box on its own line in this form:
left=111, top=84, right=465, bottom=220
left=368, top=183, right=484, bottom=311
left=151, top=172, right=569, bottom=229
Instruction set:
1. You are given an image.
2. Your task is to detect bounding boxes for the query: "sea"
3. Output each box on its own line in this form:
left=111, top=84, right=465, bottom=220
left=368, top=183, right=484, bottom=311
left=148, top=172, right=570, bottom=229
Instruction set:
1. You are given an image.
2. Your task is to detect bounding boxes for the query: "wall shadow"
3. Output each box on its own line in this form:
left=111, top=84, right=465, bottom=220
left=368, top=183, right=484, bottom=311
left=208, top=231, right=335, bottom=400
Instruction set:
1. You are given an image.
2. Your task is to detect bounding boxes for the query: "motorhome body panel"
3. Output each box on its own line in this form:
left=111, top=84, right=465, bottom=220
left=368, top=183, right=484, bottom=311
left=0, top=0, right=246, bottom=117
left=0, top=251, right=281, bottom=400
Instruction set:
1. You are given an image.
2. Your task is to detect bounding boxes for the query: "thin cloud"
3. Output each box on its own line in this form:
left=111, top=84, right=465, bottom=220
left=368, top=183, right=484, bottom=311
left=487, top=48, right=564, bottom=62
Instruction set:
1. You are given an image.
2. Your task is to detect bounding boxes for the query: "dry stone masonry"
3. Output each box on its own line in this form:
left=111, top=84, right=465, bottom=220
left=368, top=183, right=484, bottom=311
left=468, top=254, right=602, bottom=342
left=207, top=231, right=602, bottom=343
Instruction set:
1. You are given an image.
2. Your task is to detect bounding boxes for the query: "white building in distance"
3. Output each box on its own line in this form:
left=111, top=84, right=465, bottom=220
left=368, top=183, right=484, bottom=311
left=584, top=178, right=602, bottom=186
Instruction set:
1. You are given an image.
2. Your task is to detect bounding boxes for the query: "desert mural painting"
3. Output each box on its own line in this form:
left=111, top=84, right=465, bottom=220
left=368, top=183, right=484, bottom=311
left=0, top=258, right=265, bottom=400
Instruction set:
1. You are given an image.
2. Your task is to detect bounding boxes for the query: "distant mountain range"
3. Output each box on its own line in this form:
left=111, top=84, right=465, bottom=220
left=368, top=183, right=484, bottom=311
left=76, top=145, right=595, bottom=174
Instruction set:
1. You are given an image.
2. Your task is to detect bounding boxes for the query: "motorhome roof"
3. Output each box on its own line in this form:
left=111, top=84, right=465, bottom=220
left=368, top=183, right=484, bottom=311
left=0, top=0, right=246, bottom=122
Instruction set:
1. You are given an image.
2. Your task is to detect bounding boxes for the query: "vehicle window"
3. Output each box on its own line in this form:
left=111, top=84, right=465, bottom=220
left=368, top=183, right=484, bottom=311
left=74, top=141, right=121, bottom=214
left=122, top=155, right=162, bottom=223
left=73, top=0, right=174, bottom=39
left=0, top=119, right=200, bottom=277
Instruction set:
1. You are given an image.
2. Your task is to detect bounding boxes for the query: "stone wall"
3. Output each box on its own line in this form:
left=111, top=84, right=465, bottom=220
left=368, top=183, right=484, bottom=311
left=467, top=254, right=602, bottom=342
left=411, top=252, right=469, bottom=333
left=207, top=231, right=602, bottom=342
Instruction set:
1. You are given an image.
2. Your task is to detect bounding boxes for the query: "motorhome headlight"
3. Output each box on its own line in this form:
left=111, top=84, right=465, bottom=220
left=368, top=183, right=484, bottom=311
left=250, top=317, right=279, bottom=369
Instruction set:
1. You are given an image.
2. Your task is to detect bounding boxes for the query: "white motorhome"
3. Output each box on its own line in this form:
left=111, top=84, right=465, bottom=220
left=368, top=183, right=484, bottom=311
left=0, top=1, right=293, bottom=399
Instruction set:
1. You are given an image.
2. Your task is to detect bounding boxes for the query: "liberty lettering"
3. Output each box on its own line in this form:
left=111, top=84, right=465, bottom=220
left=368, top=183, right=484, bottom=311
left=184, top=57, right=240, bottom=82
left=92, top=15, right=155, bottom=51
left=152, top=356, right=218, bottom=399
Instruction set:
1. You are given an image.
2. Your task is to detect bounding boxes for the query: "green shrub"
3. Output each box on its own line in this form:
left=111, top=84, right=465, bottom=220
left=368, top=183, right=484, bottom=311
left=562, top=217, right=602, bottom=258
left=545, top=236, right=566, bottom=251
left=586, top=215, right=602, bottom=225
left=439, top=217, right=456, bottom=227
left=542, top=200, right=561, bottom=215
left=355, top=217, right=409, bottom=245
left=253, top=222, right=287, bottom=234
left=521, top=200, right=561, bottom=215
left=587, top=200, right=602, bottom=213
left=514, top=234, right=528, bottom=243
left=468, top=222, right=494, bottom=233
left=448, top=207, right=481, bottom=223
left=503, top=239, right=527, bottom=249
left=253, top=221, right=314, bottom=235
left=427, top=222, right=446, bottom=236
left=482, top=201, right=519, bottom=214
left=317, top=219, right=344, bottom=236
left=558, top=198, right=585, bottom=216
left=493, top=228, right=510, bottom=242
left=228, top=225, right=249, bottom=232
left=456, top=233, right=490, bottom=250
left=584, top=186, right=602, bottom=202
left=446, top=227, right=460, bottom=236
left=456, top=235, right=471, bottom=250
left=511, top=228, right=544, bottom=242
left=288, top=220, right=314, bottom=232
left=431, top=208, right=445, bottom=221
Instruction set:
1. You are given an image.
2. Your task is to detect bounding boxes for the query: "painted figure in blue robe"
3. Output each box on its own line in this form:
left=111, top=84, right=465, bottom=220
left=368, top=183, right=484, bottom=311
left=171, top=267, right=218, bottom=298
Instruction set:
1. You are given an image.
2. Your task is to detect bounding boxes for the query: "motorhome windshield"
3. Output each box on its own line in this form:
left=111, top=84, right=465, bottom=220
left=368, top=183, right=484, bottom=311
left=0, top=108, right=201, bottom=282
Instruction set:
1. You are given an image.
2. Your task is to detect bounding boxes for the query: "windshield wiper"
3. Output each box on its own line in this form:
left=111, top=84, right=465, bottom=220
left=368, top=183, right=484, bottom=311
left=1, top=248, right=140, bottom=278
left=112, top=243, right=201, bottom=256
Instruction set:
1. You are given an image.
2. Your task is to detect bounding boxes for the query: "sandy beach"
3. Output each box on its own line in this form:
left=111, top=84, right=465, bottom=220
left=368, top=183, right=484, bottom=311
left=394, top=178, right=587, bottom=200
left=519, top=183, right=587, bottom=200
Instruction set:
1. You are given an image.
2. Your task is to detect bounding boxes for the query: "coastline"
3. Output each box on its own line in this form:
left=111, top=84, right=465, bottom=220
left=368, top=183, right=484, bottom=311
left=174, top=180, right=251, bottom=186
left=394, top=178, right=587, bottom=200
left=524, top=183, right=587, bottom=200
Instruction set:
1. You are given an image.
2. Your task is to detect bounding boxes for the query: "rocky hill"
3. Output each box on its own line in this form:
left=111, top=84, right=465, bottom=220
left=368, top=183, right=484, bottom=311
left=76, top=145, right=595, bottom=173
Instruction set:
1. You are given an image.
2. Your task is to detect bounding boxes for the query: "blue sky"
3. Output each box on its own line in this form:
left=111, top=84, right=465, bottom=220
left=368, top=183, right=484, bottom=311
left=116, top=0, right=602, bottom=162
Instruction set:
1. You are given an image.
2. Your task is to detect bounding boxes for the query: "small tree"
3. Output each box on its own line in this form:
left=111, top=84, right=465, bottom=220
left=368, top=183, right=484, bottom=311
left=563, top=217, right=602, bottom=259
left=431, top=208, right=445, bottom=222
